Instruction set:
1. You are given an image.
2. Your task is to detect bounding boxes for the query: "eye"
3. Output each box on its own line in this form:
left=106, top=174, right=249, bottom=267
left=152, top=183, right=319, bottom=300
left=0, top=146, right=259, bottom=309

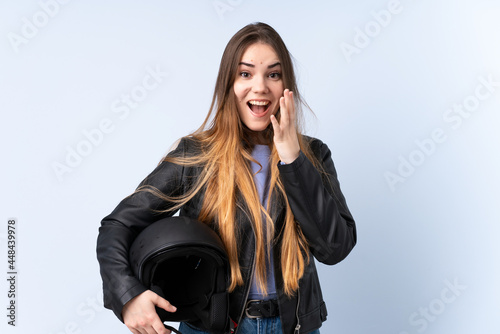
left=269, top=72, right=281, bottom=79
left=239, top=71, right=251, bottom=78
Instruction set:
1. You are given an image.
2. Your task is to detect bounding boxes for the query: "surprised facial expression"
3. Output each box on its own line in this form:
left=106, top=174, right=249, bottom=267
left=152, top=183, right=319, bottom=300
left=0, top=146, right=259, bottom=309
left=233, top=43, right=284, bottom=132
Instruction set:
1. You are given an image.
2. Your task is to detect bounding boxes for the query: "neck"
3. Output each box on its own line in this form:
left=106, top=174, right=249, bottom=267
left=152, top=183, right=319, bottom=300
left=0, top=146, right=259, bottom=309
left=242, top=125, right=272, bottom=146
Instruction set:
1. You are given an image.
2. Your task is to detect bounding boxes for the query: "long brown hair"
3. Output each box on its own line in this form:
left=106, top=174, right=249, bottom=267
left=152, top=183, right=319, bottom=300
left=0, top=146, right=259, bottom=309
left=139, top=22, right=322, bottom=296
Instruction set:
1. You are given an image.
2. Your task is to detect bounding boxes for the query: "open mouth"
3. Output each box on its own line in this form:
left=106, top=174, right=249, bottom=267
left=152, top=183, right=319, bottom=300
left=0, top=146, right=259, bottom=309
left=247, top=100, right=271, bottom=117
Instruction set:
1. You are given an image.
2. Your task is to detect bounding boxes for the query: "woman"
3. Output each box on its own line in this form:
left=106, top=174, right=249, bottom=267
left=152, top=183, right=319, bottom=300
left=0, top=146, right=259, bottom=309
left=97, top=22, right=356, bottom=334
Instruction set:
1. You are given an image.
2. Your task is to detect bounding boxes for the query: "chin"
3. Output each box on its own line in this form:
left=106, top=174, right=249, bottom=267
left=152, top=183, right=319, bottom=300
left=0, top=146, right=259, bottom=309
left=243, top=120, right=271, bottom=132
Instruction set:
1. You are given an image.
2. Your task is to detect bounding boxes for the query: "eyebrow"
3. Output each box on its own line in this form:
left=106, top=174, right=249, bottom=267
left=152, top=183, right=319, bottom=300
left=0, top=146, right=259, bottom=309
left=239, top=61, right=281, bottom=69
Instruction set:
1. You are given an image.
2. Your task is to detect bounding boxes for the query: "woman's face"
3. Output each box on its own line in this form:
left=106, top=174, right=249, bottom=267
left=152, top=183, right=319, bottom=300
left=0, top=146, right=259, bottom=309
left=233, top=43, right=284, bottom=132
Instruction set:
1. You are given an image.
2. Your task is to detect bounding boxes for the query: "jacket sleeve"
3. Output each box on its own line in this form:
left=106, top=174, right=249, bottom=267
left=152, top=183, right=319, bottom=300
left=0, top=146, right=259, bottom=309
left=96, top=139, right=187, bottom=321
left=278, top=138, right=357, bottom=265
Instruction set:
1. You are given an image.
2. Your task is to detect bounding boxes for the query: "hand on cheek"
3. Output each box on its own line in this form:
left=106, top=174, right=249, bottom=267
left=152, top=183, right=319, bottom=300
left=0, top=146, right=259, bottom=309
left=270, top=89, right=300, bottom=164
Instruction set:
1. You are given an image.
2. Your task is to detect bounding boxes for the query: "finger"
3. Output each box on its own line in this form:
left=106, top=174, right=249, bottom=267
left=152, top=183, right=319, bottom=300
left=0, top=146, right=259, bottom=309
left=144, top=325, right=160, bottom=334
left=285, top=89, right=292, bottom=122
left=126, top=321, right=148, bottom=334
left=284, top=90, right=294, bottom=119
left=280, top=95, right=288, bottom=127
left=284, top=89, right=294, bottom=125
left=127, top=327, right=142, bottom=334
left=153, top=295, right=177, bottom=313
left=131, top=319, right=157, bottom=334
left=125, top=310, right=161, bottom=334
left=270, top=114, right=281, bottom=137
left=145, top=321, right=169, bottom=334
left=152, top=318, right=170, bottom=334
left=288, top=90, right=296, bottom=123
left=131, top=326, right=148, bottom=334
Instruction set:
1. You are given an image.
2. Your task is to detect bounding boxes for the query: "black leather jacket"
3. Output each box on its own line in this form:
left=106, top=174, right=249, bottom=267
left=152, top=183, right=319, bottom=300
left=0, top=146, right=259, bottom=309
left=96, top=136, right=356, bottom=334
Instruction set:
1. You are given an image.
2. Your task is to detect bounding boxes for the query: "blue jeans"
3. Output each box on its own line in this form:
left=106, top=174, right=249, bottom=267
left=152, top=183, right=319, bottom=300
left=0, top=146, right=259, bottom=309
left=178, top=317, right=320, bottom=334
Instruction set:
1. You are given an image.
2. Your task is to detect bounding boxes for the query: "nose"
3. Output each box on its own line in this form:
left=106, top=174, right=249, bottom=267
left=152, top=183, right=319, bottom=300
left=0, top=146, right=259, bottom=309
left=252, top=75, right=269, bottom=94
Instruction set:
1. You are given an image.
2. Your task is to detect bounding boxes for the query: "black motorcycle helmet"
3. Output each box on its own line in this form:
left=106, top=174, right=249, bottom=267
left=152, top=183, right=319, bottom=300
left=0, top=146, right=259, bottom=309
left=129, top=216, right=230, bottom=333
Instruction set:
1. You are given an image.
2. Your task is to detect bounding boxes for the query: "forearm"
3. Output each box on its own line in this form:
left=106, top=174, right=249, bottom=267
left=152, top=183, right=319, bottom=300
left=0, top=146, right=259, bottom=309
left=96, top=144, right=186, bottom=320
left=97, top=220, right=147, bottom=321
left=278, top=142, right=356, bottom=264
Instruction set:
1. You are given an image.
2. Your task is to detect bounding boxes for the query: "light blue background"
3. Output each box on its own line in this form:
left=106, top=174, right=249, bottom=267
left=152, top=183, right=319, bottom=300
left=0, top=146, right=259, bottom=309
left=1, top=1, right=499, bottom=333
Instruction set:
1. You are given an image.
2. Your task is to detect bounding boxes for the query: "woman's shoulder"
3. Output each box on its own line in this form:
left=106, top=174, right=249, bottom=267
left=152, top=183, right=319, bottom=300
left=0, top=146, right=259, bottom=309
left=301, top=135, right=328, bottom=151
left=165, top=135, right=204, bottom=156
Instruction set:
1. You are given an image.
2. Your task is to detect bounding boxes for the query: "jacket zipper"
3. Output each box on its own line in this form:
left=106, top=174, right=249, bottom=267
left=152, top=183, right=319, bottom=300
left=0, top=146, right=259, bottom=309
left=294, top=287, right=301, bottom=334
left=233, top=240, right=256, bottom=334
